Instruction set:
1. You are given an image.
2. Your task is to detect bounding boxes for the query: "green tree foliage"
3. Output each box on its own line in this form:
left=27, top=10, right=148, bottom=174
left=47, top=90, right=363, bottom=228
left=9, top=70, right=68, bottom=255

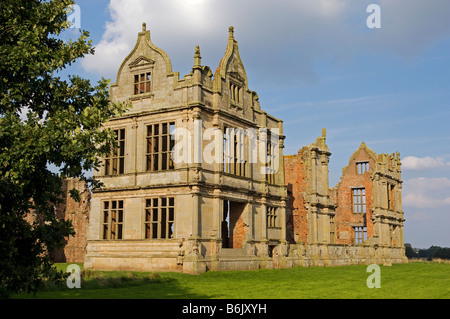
left=0, top=0, right=126, bottom=297
left=434, top=247, right=450, bottom=259
left=418, top=246, right=442, bottom=260
left=405, top=244, right=450, bottom=260
left=404, top=243, right=417, bottom=259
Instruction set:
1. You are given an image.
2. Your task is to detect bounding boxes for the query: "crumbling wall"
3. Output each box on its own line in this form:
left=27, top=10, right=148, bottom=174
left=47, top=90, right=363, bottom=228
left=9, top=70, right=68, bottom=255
left=333, top=143, right=376, bottom=245
left=51, top=178, right=90, bottom=263
left=284, top=153, right=309, bottom=244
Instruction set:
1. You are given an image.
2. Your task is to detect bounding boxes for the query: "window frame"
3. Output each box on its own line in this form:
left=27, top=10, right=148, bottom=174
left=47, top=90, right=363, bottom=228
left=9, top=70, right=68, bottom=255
left=223, top=127, right=246, bottom=177
left=356, top=161, right=369, bottom=174
left=354, top=226, right=367, bottom=244
left=352, top=187, right=366, bottom=214
left=144, top=197, right=175, bottom=239
left=134, top=72, right=152, bottom=95
left=102, top=200, right=124, bottom=240
left=264, top=129, right=277, bottom=184
left=146, top=122, right=175, bottom=172
left=104, top=128, right=125, bottom=176
left=266, top=206, right=278, bottom=228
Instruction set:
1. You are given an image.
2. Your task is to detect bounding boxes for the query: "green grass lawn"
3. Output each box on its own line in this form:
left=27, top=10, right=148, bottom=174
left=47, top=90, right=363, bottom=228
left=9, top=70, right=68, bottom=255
left=12, top=262, right=450, bottom=299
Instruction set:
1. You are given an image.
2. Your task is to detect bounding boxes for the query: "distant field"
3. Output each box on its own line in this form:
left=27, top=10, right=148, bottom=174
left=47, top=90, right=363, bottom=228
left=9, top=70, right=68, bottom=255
left=13, top=262, right=450, bottom=299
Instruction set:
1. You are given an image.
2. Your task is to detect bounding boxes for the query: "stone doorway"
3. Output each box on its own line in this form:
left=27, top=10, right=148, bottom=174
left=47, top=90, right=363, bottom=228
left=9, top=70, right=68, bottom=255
left=222, top=200, right=246, bottom=249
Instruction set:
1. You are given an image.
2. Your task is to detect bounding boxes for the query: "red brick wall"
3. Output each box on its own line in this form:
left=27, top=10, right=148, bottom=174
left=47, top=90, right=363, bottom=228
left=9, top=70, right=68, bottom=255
left=284, top=151, right=309, bottom=244
left=51, top=179, right=90, bottom=263
left=24, top=179, right=90, bottom=263
left=334, top=147, right=375, bottom=245
left=225, top=201, right=247, bottom=249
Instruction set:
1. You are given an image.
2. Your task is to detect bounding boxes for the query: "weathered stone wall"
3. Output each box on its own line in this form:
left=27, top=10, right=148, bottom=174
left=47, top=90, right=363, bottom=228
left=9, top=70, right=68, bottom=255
left=51, top=178, right=90, bottom=263
left=287, top=243, right=406, bottom=268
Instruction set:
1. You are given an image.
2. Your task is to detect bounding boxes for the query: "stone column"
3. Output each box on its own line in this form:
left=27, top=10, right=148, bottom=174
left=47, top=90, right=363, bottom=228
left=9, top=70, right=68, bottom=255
left=310, top=151, right=317, bottom=194
left=280, top=203, right=286, bottom=243
left=191, top=186, right=200, bottom=239
left=245, top=200, right=254, bottom=242
left=212, top=189, right=221, bottom=239
left=260, top=197, right=268, bottom=257
left=261, top=198, right=267, bottom=241
left=309, top=208, right=318, bottom=244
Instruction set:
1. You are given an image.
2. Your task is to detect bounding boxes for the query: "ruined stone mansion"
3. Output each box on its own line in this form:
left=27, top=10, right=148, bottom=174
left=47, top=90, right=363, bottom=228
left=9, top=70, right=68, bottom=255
left=54, top=24, right=407, bottom=273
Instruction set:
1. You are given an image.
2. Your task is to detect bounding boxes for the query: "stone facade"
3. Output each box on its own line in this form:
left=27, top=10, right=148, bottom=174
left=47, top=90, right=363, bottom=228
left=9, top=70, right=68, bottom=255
left=54, top=24, right=407, bottom=273
left=84, top=24, right=288, bottom=274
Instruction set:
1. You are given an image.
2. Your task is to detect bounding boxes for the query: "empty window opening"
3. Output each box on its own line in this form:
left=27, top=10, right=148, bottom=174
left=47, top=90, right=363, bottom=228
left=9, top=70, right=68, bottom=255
left=352, top=188, right=366, bottom=213
left=264, top=129, right=277, bottom=184
left=102, top=200, right=124, bottom=240
left=105, top=128, right=125, bottom=175
left=146, top=122, right=175, bottom=172
left=387, top=183, right=395, bottom=210
left=356, top=161, right=369, bottom=174
left=134, top=72, right=151, bottom=95
left=267, top=206, right=278, bottom=228
left=223, top=127, right=246, bottom=177
left=145, top=197, right=175, bottom=239
left=222, top=200, right=246, bottom=249
left=354, top=226, right=367, bottom=244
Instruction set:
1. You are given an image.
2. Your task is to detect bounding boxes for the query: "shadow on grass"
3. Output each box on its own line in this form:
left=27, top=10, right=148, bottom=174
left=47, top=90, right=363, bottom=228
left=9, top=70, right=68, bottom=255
left=15, top=270, right=216, bottom=299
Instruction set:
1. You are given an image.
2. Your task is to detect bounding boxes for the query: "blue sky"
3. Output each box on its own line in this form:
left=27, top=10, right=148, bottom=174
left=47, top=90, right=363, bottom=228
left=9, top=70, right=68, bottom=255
left=64, top=0, right=450, bottom=248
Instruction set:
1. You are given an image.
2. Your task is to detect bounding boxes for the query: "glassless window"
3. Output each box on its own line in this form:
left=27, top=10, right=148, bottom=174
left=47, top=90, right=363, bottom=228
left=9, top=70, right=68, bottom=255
left=134, top=72, right=151, bottom=95
left=352, top=188, right=366, bottom=213
left=105, top=129, right=125, bottom=175
left=354, top=226, right=367, bottom=244
left=267, top=206, right=278, bottom=228
left=223, top=127, right=246, bottom=177
left=146, top=122, right=175, bottom=171
left=145, top=197, right=175, bottom=239
left=356, top=161, right=369, bottom=174
left=102, top=200, right=124, bottom=240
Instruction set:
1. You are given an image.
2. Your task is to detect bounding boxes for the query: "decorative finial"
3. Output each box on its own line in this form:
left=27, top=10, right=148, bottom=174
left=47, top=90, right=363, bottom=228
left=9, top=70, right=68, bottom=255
left=322, top=128, right=326, bottom=138
left=228, top=26, right=234, bottom=39
left=142, top=22, right=146, bottom=32
left=193, top=45, right=201, bottom=68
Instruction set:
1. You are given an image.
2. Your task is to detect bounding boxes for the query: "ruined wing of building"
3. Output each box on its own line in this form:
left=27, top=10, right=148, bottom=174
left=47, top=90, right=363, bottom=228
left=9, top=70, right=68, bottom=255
left=52, top=24, right=406, bottom=272
left=284, top=130, right=407, bottom=267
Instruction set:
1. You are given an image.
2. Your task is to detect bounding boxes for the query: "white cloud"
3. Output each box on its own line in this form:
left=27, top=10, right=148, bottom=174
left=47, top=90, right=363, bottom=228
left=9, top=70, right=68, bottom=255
left=402, top=156, right=450, bottom=170
left=403, top=177, right=450, bottom=209
left=81, top=0, right=353, bottom=81
left=402, top=177, right=450, bottom=247
left=80, top=0, right=450, bottom=89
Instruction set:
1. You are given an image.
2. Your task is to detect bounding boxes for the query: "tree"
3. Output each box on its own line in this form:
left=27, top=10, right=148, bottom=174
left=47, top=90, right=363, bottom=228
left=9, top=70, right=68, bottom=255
left=418, top=246, right=445, bottom=260
left=404, top=243, right=417, bottom=259
left=0, top=0, right=126, bottom=297
left=434, top=247, right=450, bottom=260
